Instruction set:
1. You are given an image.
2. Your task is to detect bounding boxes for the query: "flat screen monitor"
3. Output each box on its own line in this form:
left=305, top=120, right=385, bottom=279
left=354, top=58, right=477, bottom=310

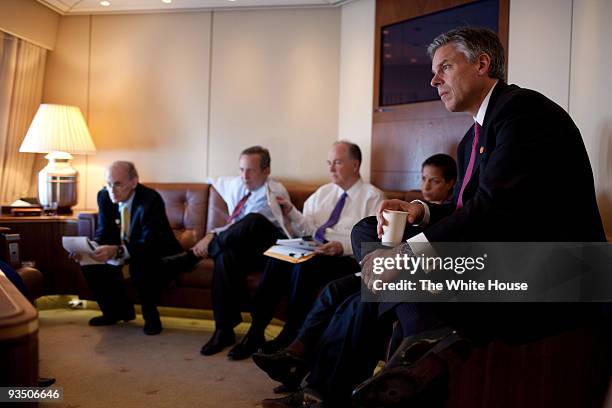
left=380, top=0, right=499, bottom=107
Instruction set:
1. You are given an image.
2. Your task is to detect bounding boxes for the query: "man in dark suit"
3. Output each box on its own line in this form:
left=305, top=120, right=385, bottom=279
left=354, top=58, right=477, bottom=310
left=76, top=161, right=187, bottom=335
left=261, top=27, right=606, bottom=408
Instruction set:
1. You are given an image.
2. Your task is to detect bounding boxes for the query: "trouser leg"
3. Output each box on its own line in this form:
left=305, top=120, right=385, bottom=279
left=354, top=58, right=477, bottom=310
left=250, top=258, right=293, bottom=333
left=283, top=256, right=360, bottom=338
left=209, top=213, right=285, bottom=329
left=129, top=259, right=166, bottom=322
left=305, top=294, right=392, bottom=405
left=81, top=264, right=134, bottom=318
left=296, top=274, right=362, bottom=352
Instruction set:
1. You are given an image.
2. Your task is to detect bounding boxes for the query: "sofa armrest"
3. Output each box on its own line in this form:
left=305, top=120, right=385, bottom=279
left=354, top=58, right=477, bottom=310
left=17, top=266, right=44, bottom=302
left=78, top=212, right=97, bottom=239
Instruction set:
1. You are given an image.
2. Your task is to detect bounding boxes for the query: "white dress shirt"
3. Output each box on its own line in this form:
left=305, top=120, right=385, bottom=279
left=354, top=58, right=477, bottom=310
left=211, top=176, right=291, bottom=233
left=288, top=178, right=384, bottom=255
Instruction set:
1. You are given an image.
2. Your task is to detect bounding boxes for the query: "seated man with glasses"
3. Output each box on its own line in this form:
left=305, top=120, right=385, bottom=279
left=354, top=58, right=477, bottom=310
left=70, top=161, right=190, bottom=335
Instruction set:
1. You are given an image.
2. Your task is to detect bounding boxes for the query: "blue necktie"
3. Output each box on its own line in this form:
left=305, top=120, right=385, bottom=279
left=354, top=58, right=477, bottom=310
left=314, top=192, right=348, bottom=244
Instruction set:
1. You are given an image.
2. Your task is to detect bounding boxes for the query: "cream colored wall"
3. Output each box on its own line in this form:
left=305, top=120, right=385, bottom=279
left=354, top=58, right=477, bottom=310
left=507, top=0, right=572, bottom=110
left=569, top=0, right=612, bottom=235
left=44, top=8, right=340, bottom=209
left=86, top=12, right=211, bottom=205
left=42, top=16, right=91, bottom=208
left=44, top=12, right=212, bottom=209
left=208, top=8, right=340, bottom=182
left=0, top=0, right=59, bottom=50
left=338, top=0, right=375, bottom=182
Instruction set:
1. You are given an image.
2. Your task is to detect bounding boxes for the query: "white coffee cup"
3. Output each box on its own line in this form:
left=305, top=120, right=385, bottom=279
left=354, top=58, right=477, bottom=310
left=381, top=210, right=408, bottom=246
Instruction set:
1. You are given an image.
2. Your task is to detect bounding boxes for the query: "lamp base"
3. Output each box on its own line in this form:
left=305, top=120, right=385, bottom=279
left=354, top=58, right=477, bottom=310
left=38, top=152, right=78, bottom=211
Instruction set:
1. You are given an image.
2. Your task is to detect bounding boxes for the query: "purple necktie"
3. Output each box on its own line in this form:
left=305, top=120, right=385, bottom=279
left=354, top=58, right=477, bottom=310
left=457, top=122, right=481, bottom=209
left=314, top=192, right=348, bottom=244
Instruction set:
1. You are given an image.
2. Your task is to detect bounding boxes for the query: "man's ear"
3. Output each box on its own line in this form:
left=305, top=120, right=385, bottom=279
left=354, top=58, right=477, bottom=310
left=477, top=53, right=492, bottom=76
left=130, top=177, right=138, bottom=189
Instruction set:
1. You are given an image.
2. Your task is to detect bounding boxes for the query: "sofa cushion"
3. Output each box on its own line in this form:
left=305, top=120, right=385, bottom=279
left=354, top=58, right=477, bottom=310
left=176, top=258, right=214, bottom=289
left=207, top=186, right=229, bottom=233
left=145, top=183, right=209, bottom=250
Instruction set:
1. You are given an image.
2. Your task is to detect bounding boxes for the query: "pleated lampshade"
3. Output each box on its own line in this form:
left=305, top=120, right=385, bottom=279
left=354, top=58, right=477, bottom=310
left=19, top=104, right=96, bottom=155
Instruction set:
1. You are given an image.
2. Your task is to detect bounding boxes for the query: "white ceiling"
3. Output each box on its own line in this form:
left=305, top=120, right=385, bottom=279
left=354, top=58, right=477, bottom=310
left=37, top=0, right=351, bottom=15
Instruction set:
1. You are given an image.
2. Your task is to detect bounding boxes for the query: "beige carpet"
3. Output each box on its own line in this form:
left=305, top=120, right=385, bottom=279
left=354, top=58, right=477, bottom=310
left=38, top=308, right=281, bottom=408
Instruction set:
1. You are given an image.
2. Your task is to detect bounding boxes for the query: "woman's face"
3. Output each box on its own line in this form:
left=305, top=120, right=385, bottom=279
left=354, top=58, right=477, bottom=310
left=421, top=165, right=455, bottom=204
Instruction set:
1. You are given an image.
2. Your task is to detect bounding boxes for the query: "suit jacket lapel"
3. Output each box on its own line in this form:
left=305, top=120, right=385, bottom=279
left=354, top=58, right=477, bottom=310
left=470, top=82, right=508, bottom=182
left=128, top=184, right=143, bottom=239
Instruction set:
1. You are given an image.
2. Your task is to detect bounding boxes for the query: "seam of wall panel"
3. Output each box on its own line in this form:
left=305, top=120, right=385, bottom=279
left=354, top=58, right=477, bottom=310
left=85, top=14, right=92, bottom=209
left=206, top=11, right=214, bottom=178
left=567, top=0, right=574, bottom=114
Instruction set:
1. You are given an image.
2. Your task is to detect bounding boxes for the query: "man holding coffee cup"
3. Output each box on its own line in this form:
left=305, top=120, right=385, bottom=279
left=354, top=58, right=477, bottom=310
left=258, top=27, right=605, bottom=408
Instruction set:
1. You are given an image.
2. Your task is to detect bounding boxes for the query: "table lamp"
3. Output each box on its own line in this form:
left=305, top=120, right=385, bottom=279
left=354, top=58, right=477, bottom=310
left=19, top=104, right=97, bottom=214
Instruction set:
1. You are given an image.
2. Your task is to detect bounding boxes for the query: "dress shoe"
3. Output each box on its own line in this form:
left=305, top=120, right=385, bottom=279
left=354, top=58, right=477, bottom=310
left=260, top=330, right=295, bottom=354
left=200, top=329, right=236, bottom=356
left=252, top=349, right=308, bottom=389
left=161, top=250, right=201, bottom=272
left=38, top=377, right=56, bottom=387
left=262, top=391, right=323, bottom=408
left=227, top=332, right=265, bottom=360
left=88, top=313, right=135, bottom=326
left=352, top=330, right=470, bottom=407
left=143, top=318, right=163, bottom=335
left=385, top=327, right=457, bottom=370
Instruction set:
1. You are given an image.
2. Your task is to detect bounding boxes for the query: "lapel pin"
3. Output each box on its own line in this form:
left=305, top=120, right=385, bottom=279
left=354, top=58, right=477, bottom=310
left=479, top=146, right=485, bottom=154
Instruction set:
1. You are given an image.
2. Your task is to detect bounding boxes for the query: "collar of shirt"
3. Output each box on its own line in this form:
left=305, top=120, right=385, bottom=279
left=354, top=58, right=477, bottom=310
left=340, top=177, right=364, bottom=198
left=118, top=191, right=135, bottom=214
left=474, top=79, right=499, bottom=126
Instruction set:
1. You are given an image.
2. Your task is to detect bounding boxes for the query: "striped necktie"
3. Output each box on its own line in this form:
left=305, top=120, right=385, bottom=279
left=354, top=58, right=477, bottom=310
left=457, top=122, right=481, bottom=209
left=314, top=192, right=348, bottom=244
left=227, top=192, right=251, bottom=223
left=120, top=204, right=130, bottom=242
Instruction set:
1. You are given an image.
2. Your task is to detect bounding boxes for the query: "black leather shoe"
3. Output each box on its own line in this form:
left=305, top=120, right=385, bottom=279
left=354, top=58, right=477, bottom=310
left=227, top=332, right=265, bottom=360
left=262, top=391, right=323, bottom=408
left=352, top=330, right=470, bottom=407
left=252, top=349, right=308, bottom=389
left=161, top=250, right=201, bottom=272
left=260, top=330, right=294, bottom=354
left=38, top=377, right=56, bottom=387
left=143, top=319, right=163, bottom=335
left=200, top=329, right=236, bottom=356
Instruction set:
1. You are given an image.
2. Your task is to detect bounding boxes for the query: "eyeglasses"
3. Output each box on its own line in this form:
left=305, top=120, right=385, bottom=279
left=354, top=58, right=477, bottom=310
left=105, top=182, right=129, bottom=191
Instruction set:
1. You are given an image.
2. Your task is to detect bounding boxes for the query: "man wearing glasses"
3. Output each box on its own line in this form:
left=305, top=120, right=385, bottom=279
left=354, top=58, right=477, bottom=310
left=72, top=161, right=186, bottom=335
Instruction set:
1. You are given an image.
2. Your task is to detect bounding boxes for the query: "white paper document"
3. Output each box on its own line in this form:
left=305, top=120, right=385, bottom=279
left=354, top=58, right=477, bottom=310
left=62, top=236, right=103, bottom=266
left=266, top=184, right=294, bottom=239
left=275, top=238, right=318, bottom=251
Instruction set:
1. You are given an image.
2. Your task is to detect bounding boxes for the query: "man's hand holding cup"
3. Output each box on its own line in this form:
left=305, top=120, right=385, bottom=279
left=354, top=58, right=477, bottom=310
left=376, top=200, right=425, bottom=240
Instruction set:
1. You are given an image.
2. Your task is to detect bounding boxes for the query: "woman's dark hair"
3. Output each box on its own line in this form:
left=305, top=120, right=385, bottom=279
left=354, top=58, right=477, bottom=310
left=422, top=153, right=457, bottom=182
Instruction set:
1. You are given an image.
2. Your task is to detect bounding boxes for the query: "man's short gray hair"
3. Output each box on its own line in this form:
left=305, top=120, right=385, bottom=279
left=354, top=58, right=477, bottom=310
left=427, top=27, right=506, bottom=81
left=240, top=146, right=271, bottom=170
left=334, top=140, right=362, bottom=166
left=110, top=161, right=139, bottom=180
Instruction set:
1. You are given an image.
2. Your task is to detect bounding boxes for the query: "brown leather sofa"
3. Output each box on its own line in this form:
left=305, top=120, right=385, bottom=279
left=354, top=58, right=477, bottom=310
left=77, top=182, right=422, bottom=311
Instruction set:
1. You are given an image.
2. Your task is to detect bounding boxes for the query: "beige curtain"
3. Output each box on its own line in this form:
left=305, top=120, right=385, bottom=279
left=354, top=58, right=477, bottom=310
left=0, top=31, right=47, bottom=203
